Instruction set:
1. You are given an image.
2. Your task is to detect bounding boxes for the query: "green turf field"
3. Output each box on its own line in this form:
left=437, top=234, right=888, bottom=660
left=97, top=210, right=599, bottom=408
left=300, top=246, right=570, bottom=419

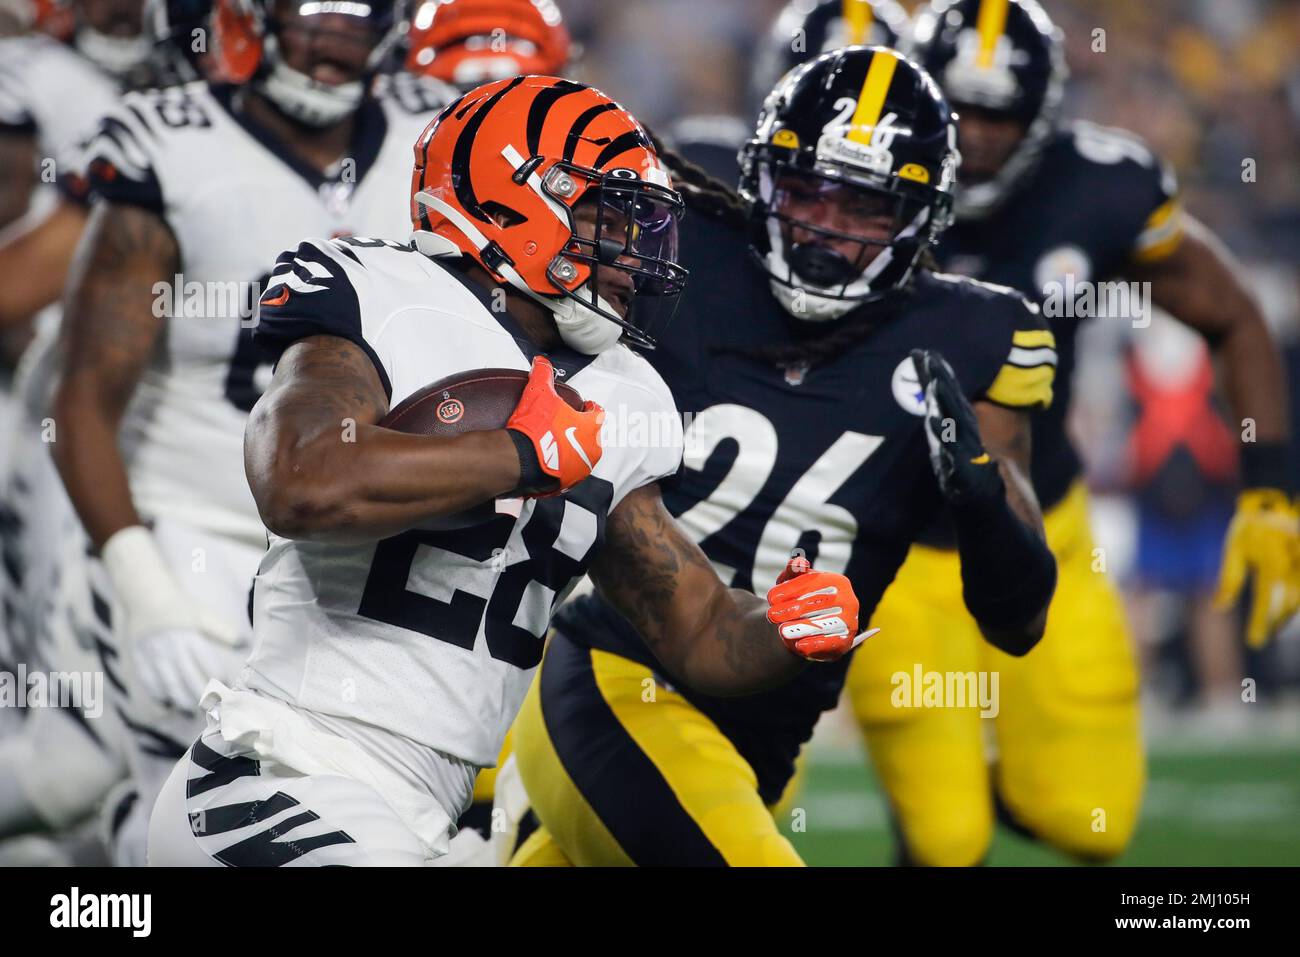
left=782, top=725, right=1300, bottom=866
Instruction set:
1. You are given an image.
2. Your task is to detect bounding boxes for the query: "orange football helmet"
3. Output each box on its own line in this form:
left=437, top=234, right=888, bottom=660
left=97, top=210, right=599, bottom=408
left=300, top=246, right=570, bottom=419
left=209, top=0, right=407, bottom=124
left=405, top=0, right=571, bottom=91
left=410, top=75, right=687, bottom=349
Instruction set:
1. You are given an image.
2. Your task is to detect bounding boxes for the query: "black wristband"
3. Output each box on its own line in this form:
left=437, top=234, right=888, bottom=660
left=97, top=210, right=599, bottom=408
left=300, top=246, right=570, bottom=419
left=1239, top=442, right=1295, bottom=494
left=950, top=494, right=1058, bottom=652
left=507, top=428, right=555, bottom=496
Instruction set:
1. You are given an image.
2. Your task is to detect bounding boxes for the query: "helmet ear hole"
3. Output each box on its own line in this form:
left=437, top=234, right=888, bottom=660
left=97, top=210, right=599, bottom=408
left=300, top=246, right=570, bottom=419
left=480, top=201, right=528, bottom=228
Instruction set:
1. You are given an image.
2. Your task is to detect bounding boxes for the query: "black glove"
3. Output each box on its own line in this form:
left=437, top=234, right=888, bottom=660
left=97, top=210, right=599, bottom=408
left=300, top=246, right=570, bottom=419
left=911, top=349, right=1003, bottom=506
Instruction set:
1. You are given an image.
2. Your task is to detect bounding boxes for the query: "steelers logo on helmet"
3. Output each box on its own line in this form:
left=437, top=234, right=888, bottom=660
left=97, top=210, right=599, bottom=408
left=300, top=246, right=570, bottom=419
left=409, top=76, right=687, bottom=353
left=210, top=0, right=410, bottom=127
left=739, top=46, right=959, bottom=323
left=908, top=0, right=1068, bottom=220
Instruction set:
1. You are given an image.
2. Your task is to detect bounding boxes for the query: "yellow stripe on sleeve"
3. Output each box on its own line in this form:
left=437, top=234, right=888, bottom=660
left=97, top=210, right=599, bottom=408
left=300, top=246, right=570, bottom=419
left=985, top=362, right=1055, bottom=409
left=848, top=50, right=898, bottom=144
left=1011, top=328, right=1057, bottom=350
left=1131, top=197, right=1185, bottom=263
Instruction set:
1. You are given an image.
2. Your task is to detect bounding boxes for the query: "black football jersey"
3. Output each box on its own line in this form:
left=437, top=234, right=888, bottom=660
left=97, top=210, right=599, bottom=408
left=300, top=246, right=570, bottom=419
left=936, top=120, right=1182, bottom=514
left=554, top=211, right=1056, bottom=803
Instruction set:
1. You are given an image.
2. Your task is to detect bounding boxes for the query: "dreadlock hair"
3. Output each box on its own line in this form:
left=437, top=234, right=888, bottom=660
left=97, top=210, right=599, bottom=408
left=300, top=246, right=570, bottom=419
left=645, top=128, right=750, bottom=229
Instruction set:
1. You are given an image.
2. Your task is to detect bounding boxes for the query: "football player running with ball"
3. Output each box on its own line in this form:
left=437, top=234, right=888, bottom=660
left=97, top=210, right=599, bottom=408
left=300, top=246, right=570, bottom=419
left=147, top=76, right=866, bottom=867
left=844, top=0, right=1297, bottom=866
left=504, top=47, right=1059, bottom=867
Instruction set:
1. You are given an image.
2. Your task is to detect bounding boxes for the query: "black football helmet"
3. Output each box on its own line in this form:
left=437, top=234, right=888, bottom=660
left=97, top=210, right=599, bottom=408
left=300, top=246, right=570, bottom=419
left=751, top=0, right=910, bottom=112
left=739, top=46, right=959, bottom=321
left=907, top=0, right=1066, bottom=219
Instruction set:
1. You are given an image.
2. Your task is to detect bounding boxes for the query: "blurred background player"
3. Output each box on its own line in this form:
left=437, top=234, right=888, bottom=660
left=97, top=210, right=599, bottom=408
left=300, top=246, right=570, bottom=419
left=670, top=1, right=911, bottom=187
left=839, top=0, right=1295, bottom=866
left=507, top=47, right=1059, bottom=866
left=0, top=0, right=204, bottom=863
left=403, top=0, right=570, bottom=91
left=50, top=0, right=453, bottom=864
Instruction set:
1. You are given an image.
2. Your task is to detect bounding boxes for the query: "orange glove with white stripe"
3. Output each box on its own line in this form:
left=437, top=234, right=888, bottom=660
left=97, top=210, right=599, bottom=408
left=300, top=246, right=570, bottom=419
left=766, top=556, right=875, bottom=662
left=506, top=355, right=605, bottom=497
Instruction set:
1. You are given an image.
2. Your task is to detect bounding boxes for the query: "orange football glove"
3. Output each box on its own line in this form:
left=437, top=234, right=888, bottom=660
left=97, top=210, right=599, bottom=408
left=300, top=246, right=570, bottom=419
left=506, top=356, right=605, bottom=496
left=766, top=556, right=876, bottom=662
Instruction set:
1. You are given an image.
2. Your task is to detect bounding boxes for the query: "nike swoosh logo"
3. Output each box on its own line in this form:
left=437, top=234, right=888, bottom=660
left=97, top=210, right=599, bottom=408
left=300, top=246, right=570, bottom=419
left=564, top=426, right=594, bottom=470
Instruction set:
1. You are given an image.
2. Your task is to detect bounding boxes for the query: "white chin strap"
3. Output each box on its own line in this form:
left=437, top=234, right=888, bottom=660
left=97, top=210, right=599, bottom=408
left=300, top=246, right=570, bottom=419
left=75, top=28, right=154, bottom=77
left=414, top=186, right=627, bottom=356
left=550, top=286, right=625, bottom=354
left=259, top=58, right=364, bottom=127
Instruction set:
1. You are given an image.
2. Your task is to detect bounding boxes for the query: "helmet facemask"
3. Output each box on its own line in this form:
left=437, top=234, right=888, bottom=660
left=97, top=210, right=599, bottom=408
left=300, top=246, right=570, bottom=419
left=549, top=165, right=687, bottom=350
left=745, top=142, right=955, bottom=321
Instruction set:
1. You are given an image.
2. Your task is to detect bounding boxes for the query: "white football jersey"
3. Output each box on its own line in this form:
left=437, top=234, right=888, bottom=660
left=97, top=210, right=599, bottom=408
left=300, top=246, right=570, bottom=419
left=0, top=34, right=120, bottom=180
left=240, top=237, right=683, bottom=767
left=78, top=79, right=453, bottom=546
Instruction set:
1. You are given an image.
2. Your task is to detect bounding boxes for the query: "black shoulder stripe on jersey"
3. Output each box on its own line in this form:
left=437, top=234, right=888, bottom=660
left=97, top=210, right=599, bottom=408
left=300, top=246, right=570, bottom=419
left=83, top=115, right=165, bottom=210
left=254, top=241, right=393, bottom=400
left=0, top=116, right=36, bottom=135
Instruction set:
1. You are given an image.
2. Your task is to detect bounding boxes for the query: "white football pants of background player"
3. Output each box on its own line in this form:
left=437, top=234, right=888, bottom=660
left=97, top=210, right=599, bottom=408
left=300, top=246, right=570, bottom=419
left=0, top=331, right=127, bottom=851
left=93, top=519, right=260, bottom=865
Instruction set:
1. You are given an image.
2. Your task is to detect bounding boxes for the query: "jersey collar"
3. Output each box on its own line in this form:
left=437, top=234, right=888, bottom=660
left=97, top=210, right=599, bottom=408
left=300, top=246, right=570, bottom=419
left=433, top=254, right=599, bottom=381
left=210, top=82, right=388, bottom=196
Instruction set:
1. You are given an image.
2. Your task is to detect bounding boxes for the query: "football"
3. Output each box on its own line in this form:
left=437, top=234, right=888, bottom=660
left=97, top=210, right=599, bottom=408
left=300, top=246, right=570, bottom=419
left=379, top=367, right=585, bottom=528
left=379, top=366, right=584, bottom=435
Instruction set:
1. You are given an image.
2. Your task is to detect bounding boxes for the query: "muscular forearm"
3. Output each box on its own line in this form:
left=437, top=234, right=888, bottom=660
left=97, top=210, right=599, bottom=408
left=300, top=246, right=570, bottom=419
left=1138, top=221, right=1291, bottom=449
left=0, top=201, right=86, bottom=328
left=952, top=482, right=1055, bottom=656
left=249, top=412, right=522, bottom=544
left=51, top=377, right=142, bottom=549
left=1215, top=311, right=1290, bottom=447
left=677, top=586, right=805, bottom=697
left=591, top=484, right=805, bottom=697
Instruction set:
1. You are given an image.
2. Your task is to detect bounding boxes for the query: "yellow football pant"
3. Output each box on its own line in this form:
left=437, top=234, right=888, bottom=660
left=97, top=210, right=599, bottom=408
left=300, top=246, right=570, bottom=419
left=846, top=482, right=1144, bottom=865
left=509, top=632, right=803, bottom=866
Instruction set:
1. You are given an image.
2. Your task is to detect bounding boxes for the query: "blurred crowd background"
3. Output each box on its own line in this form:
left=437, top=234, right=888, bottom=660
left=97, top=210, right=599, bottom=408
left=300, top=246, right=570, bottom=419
left=558, top=0, right=1300, bottom=723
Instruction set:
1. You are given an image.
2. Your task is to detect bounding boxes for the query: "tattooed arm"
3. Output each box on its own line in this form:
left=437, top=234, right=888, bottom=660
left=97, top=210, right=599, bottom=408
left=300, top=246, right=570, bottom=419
left=590, top=483, right=806, bottom=697
left=244, top=335, right=522, bottom=544
left=52, top=202, right=178, bottom=548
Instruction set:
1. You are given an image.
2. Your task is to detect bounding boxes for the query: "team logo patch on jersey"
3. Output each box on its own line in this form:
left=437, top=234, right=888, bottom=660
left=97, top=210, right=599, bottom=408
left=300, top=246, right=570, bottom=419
left=436, top=398, right=464, bottom=424
left=1034, top=244, right=1092, bottom=295
left=891, top=356, right=927, bottom=416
